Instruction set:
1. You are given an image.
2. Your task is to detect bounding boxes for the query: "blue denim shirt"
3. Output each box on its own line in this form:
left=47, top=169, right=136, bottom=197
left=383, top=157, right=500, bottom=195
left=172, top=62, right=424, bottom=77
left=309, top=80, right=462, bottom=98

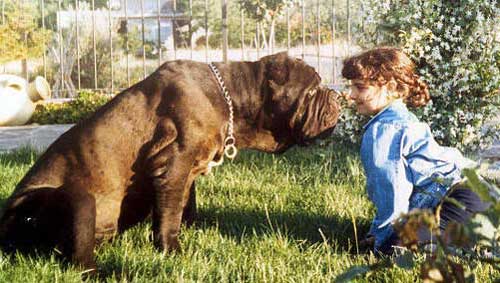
left=360, top=100, right=476, bottom=251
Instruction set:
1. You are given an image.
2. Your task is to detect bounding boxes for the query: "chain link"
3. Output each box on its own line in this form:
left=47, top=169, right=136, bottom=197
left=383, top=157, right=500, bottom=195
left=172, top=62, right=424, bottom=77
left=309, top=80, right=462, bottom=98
left=208, top=62, right=238, bottom=159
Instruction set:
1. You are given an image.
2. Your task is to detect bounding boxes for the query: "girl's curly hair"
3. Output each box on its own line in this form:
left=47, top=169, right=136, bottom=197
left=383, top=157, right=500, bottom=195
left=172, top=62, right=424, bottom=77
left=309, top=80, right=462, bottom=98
left=342, top=47, right=430, bottom=108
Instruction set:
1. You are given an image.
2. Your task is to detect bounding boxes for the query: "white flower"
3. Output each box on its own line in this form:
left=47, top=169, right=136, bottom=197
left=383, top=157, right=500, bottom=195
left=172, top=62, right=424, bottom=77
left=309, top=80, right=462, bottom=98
left=477, top=11, right=484, bottom=22
left=450, top=128, right=456, bottom=137
left=431, top=47, right=442, bottom=60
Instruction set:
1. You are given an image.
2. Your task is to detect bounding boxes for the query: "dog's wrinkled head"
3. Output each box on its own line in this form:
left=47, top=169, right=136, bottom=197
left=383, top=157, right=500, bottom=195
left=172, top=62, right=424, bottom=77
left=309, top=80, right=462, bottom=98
left=262, top=52, right=340, bottom=147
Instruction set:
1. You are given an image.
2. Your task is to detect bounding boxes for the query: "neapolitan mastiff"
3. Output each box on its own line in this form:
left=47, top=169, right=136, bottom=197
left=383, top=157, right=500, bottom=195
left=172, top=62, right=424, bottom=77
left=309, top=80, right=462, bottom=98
left=0, top=52, right=340, bottom=269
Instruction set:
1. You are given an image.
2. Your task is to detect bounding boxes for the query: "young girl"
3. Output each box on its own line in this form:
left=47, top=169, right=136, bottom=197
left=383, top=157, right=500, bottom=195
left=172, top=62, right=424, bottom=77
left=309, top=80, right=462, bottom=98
left=341, top=47, right=490, bottom=254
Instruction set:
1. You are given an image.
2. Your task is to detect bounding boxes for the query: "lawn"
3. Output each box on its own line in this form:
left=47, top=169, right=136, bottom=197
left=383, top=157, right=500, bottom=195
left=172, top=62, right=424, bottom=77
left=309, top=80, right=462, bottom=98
left=0, top=144, right=497, bottom=282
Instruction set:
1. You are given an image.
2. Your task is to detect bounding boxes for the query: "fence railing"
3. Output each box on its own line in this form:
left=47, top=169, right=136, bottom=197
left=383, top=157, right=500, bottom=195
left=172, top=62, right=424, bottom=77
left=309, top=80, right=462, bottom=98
left=1, top=0, right=363, bottom=98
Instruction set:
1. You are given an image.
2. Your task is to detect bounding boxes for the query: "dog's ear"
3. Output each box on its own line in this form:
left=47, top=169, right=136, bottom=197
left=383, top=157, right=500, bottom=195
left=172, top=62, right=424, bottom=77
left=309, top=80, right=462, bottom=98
left=5, top=189, right=54, bottom=213
left=266, top=52, right=290, bottom=85
left=8, top=193, right=31, bottom=209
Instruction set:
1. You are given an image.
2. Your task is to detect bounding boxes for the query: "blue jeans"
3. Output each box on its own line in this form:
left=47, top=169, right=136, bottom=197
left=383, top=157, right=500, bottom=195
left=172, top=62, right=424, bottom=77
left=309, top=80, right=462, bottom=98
left=379, top=185, right=491, bottom=254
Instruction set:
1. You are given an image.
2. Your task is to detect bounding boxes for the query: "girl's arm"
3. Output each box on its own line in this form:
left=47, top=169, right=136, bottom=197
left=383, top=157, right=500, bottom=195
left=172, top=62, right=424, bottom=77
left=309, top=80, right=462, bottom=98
left=361, top=123, right=414, bottom=250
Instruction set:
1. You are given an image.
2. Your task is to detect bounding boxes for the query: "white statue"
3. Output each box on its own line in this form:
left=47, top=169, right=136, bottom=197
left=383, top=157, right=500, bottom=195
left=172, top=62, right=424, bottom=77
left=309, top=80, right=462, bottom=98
left=0, top=75, right=51, bottom=126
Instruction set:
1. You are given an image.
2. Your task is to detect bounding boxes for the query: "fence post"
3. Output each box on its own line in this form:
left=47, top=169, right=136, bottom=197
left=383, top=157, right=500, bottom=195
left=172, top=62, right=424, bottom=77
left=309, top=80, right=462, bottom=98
left=22, top=0, right=28, bottom=82
left=1, top=0, right=4, bottom=24
left=173, top=0, right=177, bottom=60
left=140, top=0, right=146, bottom=79
left=286, top=5, right=290, bottom=52
left=41, top=0, right=47, bottom=80
left=316, top=0, right=320, bottom=73
left=240, top=6, right=244, bottom=60
left=108, top=1, right=114, bottom=94
left=346, top=0, right=351, bottom=56
left=205, top=0, right=208, bottom=62
left=92, top=0, right=97, bottom=90
left=157, top=0, right=162, bottom=66
left=301, top=0, right=305, bottom=60
left=222, top=0, right=228, bottom=63
left=124, top=0, right=130, bottom=87
left=189, top=0, right=193, bottom=60
left=58, top=0, right=64, bottom=95
left=332, top=0, right=337, bottom=85
left=75, top=0, right=81, bottom=90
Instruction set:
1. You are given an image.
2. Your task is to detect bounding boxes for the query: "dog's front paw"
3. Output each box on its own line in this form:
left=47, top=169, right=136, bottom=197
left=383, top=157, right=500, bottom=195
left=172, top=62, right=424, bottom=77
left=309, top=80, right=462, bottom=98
left=154, top=232, right=181, bottom=253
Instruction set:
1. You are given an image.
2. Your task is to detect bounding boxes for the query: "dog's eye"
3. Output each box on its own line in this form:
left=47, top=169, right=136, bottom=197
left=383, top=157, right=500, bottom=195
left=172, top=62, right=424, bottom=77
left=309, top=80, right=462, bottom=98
left=23, top=216, right=36, bottom=224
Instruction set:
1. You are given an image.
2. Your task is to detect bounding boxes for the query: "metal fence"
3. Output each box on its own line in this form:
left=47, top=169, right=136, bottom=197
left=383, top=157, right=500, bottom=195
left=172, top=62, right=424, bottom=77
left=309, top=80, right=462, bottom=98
left=2, top=0, right=363, bottom=97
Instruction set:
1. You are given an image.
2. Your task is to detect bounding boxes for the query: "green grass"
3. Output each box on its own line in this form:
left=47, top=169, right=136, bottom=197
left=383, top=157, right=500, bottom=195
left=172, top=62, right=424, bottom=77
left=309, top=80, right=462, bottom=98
left=0, top=144, right=498, bottom=282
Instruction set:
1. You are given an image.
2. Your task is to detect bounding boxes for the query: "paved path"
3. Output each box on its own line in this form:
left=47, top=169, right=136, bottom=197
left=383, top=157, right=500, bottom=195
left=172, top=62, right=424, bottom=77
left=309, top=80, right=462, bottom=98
left=482, top=142, right=500, bottom=160
left=0, top=124, right=73, bottom=152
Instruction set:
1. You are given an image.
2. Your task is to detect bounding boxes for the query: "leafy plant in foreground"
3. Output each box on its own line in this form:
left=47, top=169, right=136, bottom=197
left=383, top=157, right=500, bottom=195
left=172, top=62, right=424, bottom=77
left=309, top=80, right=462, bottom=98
left=335, top=169, right=500, bottom=282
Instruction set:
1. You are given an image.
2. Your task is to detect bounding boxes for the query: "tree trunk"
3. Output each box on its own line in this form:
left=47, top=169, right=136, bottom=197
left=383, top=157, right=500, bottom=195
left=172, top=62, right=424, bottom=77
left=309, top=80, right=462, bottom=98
left=260, top=24, right=268, bottom=50
left=269, top=18, right=276, bottom=54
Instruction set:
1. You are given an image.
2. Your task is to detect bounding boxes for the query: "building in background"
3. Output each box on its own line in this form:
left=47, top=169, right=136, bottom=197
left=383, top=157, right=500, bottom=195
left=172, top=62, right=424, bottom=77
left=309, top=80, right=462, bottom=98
left=57, top=0, right=185, bottom=51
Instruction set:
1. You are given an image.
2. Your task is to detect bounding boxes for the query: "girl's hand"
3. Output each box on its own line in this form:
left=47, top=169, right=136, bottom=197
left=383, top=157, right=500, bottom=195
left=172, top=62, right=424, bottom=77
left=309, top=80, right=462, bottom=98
left=359, top=235, right=375, bottom=250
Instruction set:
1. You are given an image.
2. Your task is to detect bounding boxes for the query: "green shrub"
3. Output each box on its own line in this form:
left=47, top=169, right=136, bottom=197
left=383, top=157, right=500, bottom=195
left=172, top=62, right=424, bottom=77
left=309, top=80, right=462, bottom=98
left=30, top=91, right=111, bottom=125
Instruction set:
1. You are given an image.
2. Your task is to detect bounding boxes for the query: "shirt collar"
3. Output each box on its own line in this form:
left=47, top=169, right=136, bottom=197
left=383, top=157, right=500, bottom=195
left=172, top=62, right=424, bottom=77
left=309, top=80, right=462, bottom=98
left=363, top=99, right=406, bottom=129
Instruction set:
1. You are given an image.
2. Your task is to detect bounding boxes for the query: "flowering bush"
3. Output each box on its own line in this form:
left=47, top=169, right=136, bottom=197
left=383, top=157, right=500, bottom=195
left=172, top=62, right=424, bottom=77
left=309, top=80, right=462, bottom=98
left=336, top=0, right=500, bottom=152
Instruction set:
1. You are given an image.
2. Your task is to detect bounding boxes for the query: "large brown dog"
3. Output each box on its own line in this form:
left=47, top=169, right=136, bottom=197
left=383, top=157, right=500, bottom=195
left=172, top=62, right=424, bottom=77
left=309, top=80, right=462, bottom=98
left=0, top=52, right=340, bottom=269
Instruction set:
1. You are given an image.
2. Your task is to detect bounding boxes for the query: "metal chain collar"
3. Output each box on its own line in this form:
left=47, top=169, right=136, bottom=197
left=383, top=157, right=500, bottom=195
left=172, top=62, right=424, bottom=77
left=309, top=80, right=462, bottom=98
left=208, top=62, right=238, bottom=159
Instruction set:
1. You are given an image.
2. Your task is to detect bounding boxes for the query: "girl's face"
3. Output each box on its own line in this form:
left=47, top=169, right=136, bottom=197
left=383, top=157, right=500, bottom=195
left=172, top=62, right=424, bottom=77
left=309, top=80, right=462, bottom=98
left=348, top=80, right=392, bottom=116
